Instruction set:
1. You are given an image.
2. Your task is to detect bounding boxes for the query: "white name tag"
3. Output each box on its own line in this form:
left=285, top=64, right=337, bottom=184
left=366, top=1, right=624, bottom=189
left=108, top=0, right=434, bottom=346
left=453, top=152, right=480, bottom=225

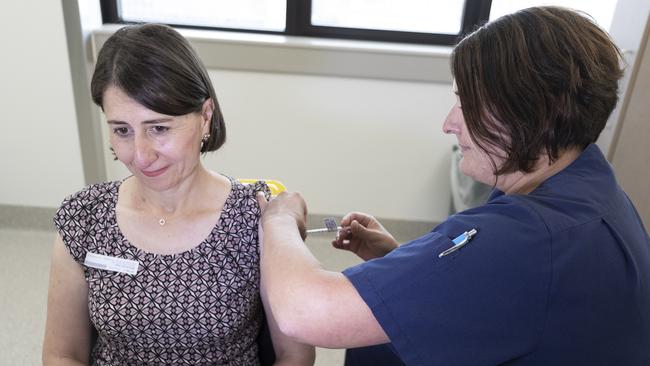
left=84, top=252, right=139, bottom=275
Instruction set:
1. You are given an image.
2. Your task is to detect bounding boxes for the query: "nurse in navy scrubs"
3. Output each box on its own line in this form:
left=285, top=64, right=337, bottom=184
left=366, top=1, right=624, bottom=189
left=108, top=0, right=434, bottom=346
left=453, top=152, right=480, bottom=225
left=258, top=6, right=650, bottom=366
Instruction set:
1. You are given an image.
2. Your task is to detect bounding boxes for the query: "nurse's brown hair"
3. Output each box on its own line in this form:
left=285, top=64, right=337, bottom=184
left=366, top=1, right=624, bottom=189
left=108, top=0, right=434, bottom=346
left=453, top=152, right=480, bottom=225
left=451, top=6, right=623, bottom=174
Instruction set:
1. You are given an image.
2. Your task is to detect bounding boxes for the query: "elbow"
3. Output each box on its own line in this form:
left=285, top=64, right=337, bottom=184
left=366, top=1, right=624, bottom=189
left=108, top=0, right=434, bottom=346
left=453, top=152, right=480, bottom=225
left=273, top=299, right=308, bottom=341
left=262, top=267, right=338, bottom=345
left=271, top=287, right=337, bottom=346
left=269, top=287, right=322, bottom=344
left=42, top=353, right=59, bottom=366
left=42, top=342, right=89, bottom=366
left=43, top=354, right=87, bottom=366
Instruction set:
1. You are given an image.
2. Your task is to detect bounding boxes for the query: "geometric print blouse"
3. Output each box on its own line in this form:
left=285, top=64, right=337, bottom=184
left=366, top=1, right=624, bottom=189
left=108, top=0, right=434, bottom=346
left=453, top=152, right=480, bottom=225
left=53, top=178, right=270, bottom=365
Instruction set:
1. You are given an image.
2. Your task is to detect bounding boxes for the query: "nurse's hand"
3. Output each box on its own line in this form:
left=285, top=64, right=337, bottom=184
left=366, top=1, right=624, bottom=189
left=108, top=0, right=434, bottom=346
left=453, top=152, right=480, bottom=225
left=257, top=191, right=308, bottom=241
left=332, top=212, right=399, bottom=261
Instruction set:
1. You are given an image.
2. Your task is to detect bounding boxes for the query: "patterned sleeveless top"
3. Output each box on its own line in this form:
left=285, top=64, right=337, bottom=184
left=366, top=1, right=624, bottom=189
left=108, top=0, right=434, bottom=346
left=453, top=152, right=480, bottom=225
left=53, top=178, right=270, bottom=365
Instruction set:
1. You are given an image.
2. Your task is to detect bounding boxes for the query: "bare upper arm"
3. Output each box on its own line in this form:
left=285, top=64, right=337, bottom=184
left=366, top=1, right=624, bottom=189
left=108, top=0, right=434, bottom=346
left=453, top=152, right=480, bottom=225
left=259, top=210, right=390, bottom=350
left=275, top=270, right=390, bottom=349
left=42, top=234, right=92, bottom=365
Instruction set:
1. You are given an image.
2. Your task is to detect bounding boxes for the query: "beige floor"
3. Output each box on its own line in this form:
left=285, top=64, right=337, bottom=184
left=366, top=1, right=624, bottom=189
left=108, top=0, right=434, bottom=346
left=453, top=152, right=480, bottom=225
left=0, top=215, right=430, bottom=366
left=0, top=228, right=54, bottom=366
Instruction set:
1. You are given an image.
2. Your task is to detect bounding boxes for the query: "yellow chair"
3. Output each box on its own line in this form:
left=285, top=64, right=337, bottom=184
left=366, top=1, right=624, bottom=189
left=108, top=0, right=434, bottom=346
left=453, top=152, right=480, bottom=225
left=238, top=179, right=286, bottom=196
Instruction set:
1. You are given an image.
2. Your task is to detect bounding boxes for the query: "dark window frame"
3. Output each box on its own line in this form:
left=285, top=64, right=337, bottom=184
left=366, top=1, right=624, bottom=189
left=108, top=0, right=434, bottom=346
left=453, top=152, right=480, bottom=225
left=100, top=0, right=492, bottom=46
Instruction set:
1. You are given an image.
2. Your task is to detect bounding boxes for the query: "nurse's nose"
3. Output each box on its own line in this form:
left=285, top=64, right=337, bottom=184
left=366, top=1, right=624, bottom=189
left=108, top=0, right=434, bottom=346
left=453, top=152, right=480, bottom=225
left=442, top=102, right=462, bottom=135
left=133, top=133, right=157, bottom=169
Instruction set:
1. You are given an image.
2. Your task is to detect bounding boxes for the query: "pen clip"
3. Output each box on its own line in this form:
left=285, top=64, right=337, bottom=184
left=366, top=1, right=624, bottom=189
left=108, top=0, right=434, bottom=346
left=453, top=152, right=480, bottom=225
left=438, top=228, right=477, bottom=258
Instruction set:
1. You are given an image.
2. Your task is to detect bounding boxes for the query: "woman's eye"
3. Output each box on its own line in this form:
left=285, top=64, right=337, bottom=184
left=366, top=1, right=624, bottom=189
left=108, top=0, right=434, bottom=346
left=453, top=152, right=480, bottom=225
left=151, top=126, right=169, bottom=134
left=113, top=127, right=130, bottom=136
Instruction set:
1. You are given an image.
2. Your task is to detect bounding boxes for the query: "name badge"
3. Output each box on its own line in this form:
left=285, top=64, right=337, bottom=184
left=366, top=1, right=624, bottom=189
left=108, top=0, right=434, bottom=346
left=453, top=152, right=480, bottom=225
left=84, top=252, right=139, bottom=275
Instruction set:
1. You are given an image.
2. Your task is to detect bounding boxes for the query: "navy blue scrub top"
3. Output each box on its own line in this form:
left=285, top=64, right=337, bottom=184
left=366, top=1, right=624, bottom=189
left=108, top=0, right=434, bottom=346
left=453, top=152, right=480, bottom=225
left=343, top=144, right=650, bottom=366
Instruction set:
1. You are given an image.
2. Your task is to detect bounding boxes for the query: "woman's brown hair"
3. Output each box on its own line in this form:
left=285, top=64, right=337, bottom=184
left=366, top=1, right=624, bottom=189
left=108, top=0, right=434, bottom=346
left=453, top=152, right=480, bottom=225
left=452, top=6, right=623, bottom=174
left=91, top=24, right=226, bottom=153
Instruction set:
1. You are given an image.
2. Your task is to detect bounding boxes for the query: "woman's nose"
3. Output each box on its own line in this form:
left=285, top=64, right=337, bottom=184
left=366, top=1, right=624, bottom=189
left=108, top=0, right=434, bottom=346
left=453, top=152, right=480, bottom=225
left=133, top=133, right=157, bottom=168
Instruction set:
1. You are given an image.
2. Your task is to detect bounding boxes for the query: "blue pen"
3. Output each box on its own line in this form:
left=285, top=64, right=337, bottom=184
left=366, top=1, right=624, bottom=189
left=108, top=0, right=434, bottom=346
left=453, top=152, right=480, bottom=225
left=438, top=228, right=478, bottom=258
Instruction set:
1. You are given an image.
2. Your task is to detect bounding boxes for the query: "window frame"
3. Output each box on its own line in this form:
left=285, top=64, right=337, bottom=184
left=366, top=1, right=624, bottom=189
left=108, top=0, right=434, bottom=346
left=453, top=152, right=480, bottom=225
left=99, top=0, right=492, bottom=46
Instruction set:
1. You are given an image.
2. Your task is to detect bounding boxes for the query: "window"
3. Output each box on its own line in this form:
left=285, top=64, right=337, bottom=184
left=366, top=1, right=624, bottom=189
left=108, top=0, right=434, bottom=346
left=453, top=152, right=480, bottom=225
left=117, top=0, right=286, bottom=32
left=99, top=1, right=620, bottom=45
left=311, top=0, right=465, bottom=35
left=100, top=0, right=492, bottom=45
left=489, top=0, right=618, bottom=30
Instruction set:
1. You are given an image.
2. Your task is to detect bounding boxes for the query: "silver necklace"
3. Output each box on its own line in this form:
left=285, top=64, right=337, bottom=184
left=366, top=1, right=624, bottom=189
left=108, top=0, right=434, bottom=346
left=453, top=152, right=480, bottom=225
left=159, top=218, right=166, bottom=226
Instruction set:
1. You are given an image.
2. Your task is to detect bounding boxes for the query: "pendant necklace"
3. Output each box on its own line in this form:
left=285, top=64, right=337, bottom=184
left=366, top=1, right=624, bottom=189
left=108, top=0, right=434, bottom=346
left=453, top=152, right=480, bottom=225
left=159, top=218, right=166, bottom=226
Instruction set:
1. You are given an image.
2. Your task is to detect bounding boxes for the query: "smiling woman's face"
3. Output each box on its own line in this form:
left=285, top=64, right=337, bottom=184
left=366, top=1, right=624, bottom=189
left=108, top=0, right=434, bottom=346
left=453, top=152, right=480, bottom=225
left=103, top=86, right=211, bottom=191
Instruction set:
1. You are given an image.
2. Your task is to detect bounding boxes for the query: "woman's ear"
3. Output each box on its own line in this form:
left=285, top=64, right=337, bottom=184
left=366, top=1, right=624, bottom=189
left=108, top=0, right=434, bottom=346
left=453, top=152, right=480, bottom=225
left=201, top=98, right=214, bottom=133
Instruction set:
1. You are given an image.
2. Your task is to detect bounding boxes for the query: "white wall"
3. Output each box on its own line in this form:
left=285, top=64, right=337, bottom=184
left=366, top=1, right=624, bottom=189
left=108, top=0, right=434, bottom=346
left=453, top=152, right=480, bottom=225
left=596, top=0, right=650, bottom=156
left=4, top=1, right=648, bottom=224
left=94, top=0, right=650, bottom=223
left=106, top=70, right=457, bottom=222
left=0, top=0, right=456, bottom=222
left=0, top=1, right=85, bottom=208
left=610, top=13, right=650, bottom=228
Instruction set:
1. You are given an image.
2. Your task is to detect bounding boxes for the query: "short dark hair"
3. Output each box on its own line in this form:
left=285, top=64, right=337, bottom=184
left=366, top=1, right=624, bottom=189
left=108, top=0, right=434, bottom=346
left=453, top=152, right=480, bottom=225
left=91, top=24, right=226, bottom=153
left=451, top=6, right=623, bottom=174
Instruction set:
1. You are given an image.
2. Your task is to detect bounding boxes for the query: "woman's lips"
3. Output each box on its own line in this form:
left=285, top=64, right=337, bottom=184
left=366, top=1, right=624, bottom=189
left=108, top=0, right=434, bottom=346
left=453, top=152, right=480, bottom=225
left=141, top=166, right=168, bottom=177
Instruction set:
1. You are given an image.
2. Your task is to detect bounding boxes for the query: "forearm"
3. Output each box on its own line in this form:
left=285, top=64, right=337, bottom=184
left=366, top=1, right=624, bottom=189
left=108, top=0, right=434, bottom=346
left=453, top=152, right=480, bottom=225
left=273, top=349, right=316, bottom=366
left=272, top=331, right=315, bottom=366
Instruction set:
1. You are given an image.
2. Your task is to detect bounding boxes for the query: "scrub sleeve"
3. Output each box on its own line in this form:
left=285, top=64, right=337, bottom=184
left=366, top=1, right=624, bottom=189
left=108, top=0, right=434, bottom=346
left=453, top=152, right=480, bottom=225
left=343, top=201, right=551, bottom=366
